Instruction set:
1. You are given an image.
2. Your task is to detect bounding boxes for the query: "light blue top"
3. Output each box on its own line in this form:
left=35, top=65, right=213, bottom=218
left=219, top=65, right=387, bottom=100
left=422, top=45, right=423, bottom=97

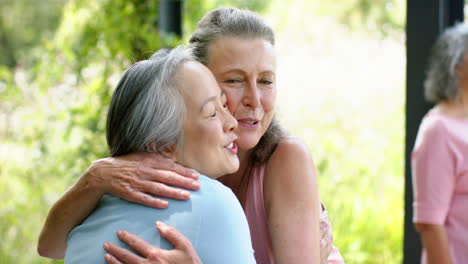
left=65, top=175, right=255, bottom=263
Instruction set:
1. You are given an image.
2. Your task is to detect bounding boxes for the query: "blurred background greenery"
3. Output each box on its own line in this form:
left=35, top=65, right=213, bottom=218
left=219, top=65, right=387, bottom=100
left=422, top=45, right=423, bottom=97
left=1, top=0, right=406, bottom=263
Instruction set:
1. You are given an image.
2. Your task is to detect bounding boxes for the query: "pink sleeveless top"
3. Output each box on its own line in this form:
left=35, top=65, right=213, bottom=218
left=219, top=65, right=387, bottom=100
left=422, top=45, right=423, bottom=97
left=244, top=165, right=345, bottom=264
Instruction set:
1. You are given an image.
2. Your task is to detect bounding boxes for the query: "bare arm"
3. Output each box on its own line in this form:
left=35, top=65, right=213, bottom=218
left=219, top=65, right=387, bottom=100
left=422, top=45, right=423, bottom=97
left=37, top=152, right=200, bottom=259
left=264, top=138, right=321, bottom=264
left=415, top=223, right=452, bottom=264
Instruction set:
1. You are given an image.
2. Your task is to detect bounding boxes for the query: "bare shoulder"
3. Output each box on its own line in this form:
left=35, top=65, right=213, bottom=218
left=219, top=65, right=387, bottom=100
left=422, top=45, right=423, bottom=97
left=267, top=136, right=315, bottom=171
left=264, top=136, right=318, bottom=209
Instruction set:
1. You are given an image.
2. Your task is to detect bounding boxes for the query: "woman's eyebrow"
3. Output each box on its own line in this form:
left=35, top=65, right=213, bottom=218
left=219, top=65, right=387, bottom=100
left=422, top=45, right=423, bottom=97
left=200, top=90, right=224, bottom=112
left=200, top=95, right=217, bottom=112
left=260, top=70, right=275, bottom=76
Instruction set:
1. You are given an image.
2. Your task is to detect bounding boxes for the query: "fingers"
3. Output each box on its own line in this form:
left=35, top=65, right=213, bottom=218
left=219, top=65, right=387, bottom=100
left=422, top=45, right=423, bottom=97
left=137, top=153, right=199, bottom=180
left=98, top=153, right=199, bottom=180
left=140, top=181, right=191, bottom=200
left=105, top=169, right=196, bottom=208
left=120, top=173, right=197, bottom=208
left=137, top=168, right=200, bottom=191
left=103, top=242, right=145, bottom=264
left=123, top=190, right=169, bottom=209
left=166, top=162, right=199, bottom=180
left=115, top=230, right=163, bottom=259
left=104, top=253, right=123, bottom=264
left=108, top=155, right=200, bottom=191
left=156, top=221, right=192, bottom=251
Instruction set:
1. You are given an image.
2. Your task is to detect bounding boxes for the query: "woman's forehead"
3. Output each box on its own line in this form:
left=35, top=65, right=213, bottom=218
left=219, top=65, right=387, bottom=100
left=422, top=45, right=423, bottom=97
left=177, top=61, right=220, bottom=103
left=207, top=37, right=276, bottom=72
left=208, top=36, right=274, bottom=54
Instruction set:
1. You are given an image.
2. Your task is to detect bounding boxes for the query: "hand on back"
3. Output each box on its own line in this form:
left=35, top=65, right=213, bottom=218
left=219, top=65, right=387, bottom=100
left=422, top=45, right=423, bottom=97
left=84, top=152, right=200, bottom=208
left=103, top=222, right=201, bottom=264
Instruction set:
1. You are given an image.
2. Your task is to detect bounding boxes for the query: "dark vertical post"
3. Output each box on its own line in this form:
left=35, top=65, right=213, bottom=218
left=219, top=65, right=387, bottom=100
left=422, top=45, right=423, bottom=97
left=158, top=0, right=182, bottom=37
left=404, top=0, right=463, bottom=263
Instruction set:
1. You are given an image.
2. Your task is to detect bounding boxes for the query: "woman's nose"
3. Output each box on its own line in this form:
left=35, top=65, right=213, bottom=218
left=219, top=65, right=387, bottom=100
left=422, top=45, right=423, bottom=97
left=223, top=109, right=238, bottom=132
left=242, top=81, right=260, bottom=108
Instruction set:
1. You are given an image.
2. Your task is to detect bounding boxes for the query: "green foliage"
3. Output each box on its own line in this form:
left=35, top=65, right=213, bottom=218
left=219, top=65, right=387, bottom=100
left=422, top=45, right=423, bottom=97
left=311, top=105, right=404, bottom=263
left=317, top=0, right=405, bottom=37
left=284, top=86, right=404, bottom=263
left=0, top=66, right=19, bottom=101
left=0, top=0, right=67, bottom=68
left=2, top=0, right=168, bottom=262
left=268, top=0, right=404, bottom=37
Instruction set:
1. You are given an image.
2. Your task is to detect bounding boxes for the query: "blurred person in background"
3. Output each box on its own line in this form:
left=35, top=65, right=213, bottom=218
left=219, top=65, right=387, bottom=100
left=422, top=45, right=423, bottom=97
left=38, top=7, right=344, bottom=264
left=412, top=23, right=468, bottom=264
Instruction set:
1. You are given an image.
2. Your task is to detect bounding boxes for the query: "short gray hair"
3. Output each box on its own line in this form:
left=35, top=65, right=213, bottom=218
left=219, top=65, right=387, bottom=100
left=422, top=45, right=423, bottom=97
left=106, top=46, right=194, bottom=157
left=424, top=23, right=468, bottom=102
left=189, top=7, right=275, bottom=65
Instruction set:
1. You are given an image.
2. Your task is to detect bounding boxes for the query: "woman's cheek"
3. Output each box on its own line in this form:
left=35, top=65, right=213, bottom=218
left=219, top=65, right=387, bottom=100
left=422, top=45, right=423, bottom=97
left=261, top=89, right=276, bottom=111
left=223, top=88, right=243, bottom=113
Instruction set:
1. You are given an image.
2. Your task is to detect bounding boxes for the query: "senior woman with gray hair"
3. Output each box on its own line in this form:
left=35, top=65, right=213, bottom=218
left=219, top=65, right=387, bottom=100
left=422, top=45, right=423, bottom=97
left=63, top=46, right=255, bottom=263
left=412, top=23, right=468, bottom=264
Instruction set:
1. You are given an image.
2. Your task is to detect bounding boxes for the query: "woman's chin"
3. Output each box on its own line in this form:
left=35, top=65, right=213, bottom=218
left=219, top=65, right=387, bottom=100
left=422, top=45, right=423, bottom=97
left=236, top=137, right=261, bottom=151
left=228, top=159, right=240, bottom=173
left=203, top=164, right=239, bottom=179
left=224, top=159, right=240, bottom=175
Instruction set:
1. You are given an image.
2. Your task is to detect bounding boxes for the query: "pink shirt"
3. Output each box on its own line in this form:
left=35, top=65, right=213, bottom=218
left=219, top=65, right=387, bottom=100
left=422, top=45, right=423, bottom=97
left=412, top=111, right=468, bottom=264
left=245, top=165, right=345, bottom=264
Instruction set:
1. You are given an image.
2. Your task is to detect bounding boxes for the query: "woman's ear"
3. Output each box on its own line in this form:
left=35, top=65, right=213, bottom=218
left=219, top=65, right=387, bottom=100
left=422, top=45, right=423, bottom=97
left=145, top=142, right=157, bottom=153
left=161, top=144, right=177, bottom=161
left=145, top=142, right=177, bottom=160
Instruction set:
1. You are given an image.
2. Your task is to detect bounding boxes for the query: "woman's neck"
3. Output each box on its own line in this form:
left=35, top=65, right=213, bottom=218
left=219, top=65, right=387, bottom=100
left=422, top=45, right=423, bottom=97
left=219, top=149, right=250, bottom=183
left=217, top=148, right=253, bottom=205
left=461, top=85, right=468, bottom=116
left=456, top=80, right=468, bottom=116
left=436, top=87, right=468, bottom=119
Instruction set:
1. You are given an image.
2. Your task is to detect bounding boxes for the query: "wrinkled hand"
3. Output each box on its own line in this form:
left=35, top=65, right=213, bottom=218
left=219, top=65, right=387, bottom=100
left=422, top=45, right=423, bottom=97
left=103, top=222, right=202, bottom=264
left=80, top=152, right=200, bottom=208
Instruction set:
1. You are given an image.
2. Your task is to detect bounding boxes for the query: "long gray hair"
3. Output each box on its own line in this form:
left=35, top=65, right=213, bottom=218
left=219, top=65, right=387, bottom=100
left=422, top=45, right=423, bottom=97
left=106, top=46, right=194, bottom=157
left=189, top=7, right=282, bottom=167
left=425, top=23, right=468, bottom=103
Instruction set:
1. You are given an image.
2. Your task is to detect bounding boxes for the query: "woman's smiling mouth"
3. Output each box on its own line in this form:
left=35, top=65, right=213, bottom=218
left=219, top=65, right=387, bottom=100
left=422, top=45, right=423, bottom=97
left=225, top=141, right=238, bottom=154
left=238, top=118, right=259, bottom=128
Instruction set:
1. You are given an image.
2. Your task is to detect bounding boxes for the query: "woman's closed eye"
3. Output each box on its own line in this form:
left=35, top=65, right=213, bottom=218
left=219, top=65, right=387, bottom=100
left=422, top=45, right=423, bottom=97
left=224, top=78, right=244, bottom=85
left=210, top=105, right=227, bottom=117
left=203, top=103, right=217, bottom=118
left=259, top=78, right=274, bottom=86
left=225, top=78, right=242, bottom=83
